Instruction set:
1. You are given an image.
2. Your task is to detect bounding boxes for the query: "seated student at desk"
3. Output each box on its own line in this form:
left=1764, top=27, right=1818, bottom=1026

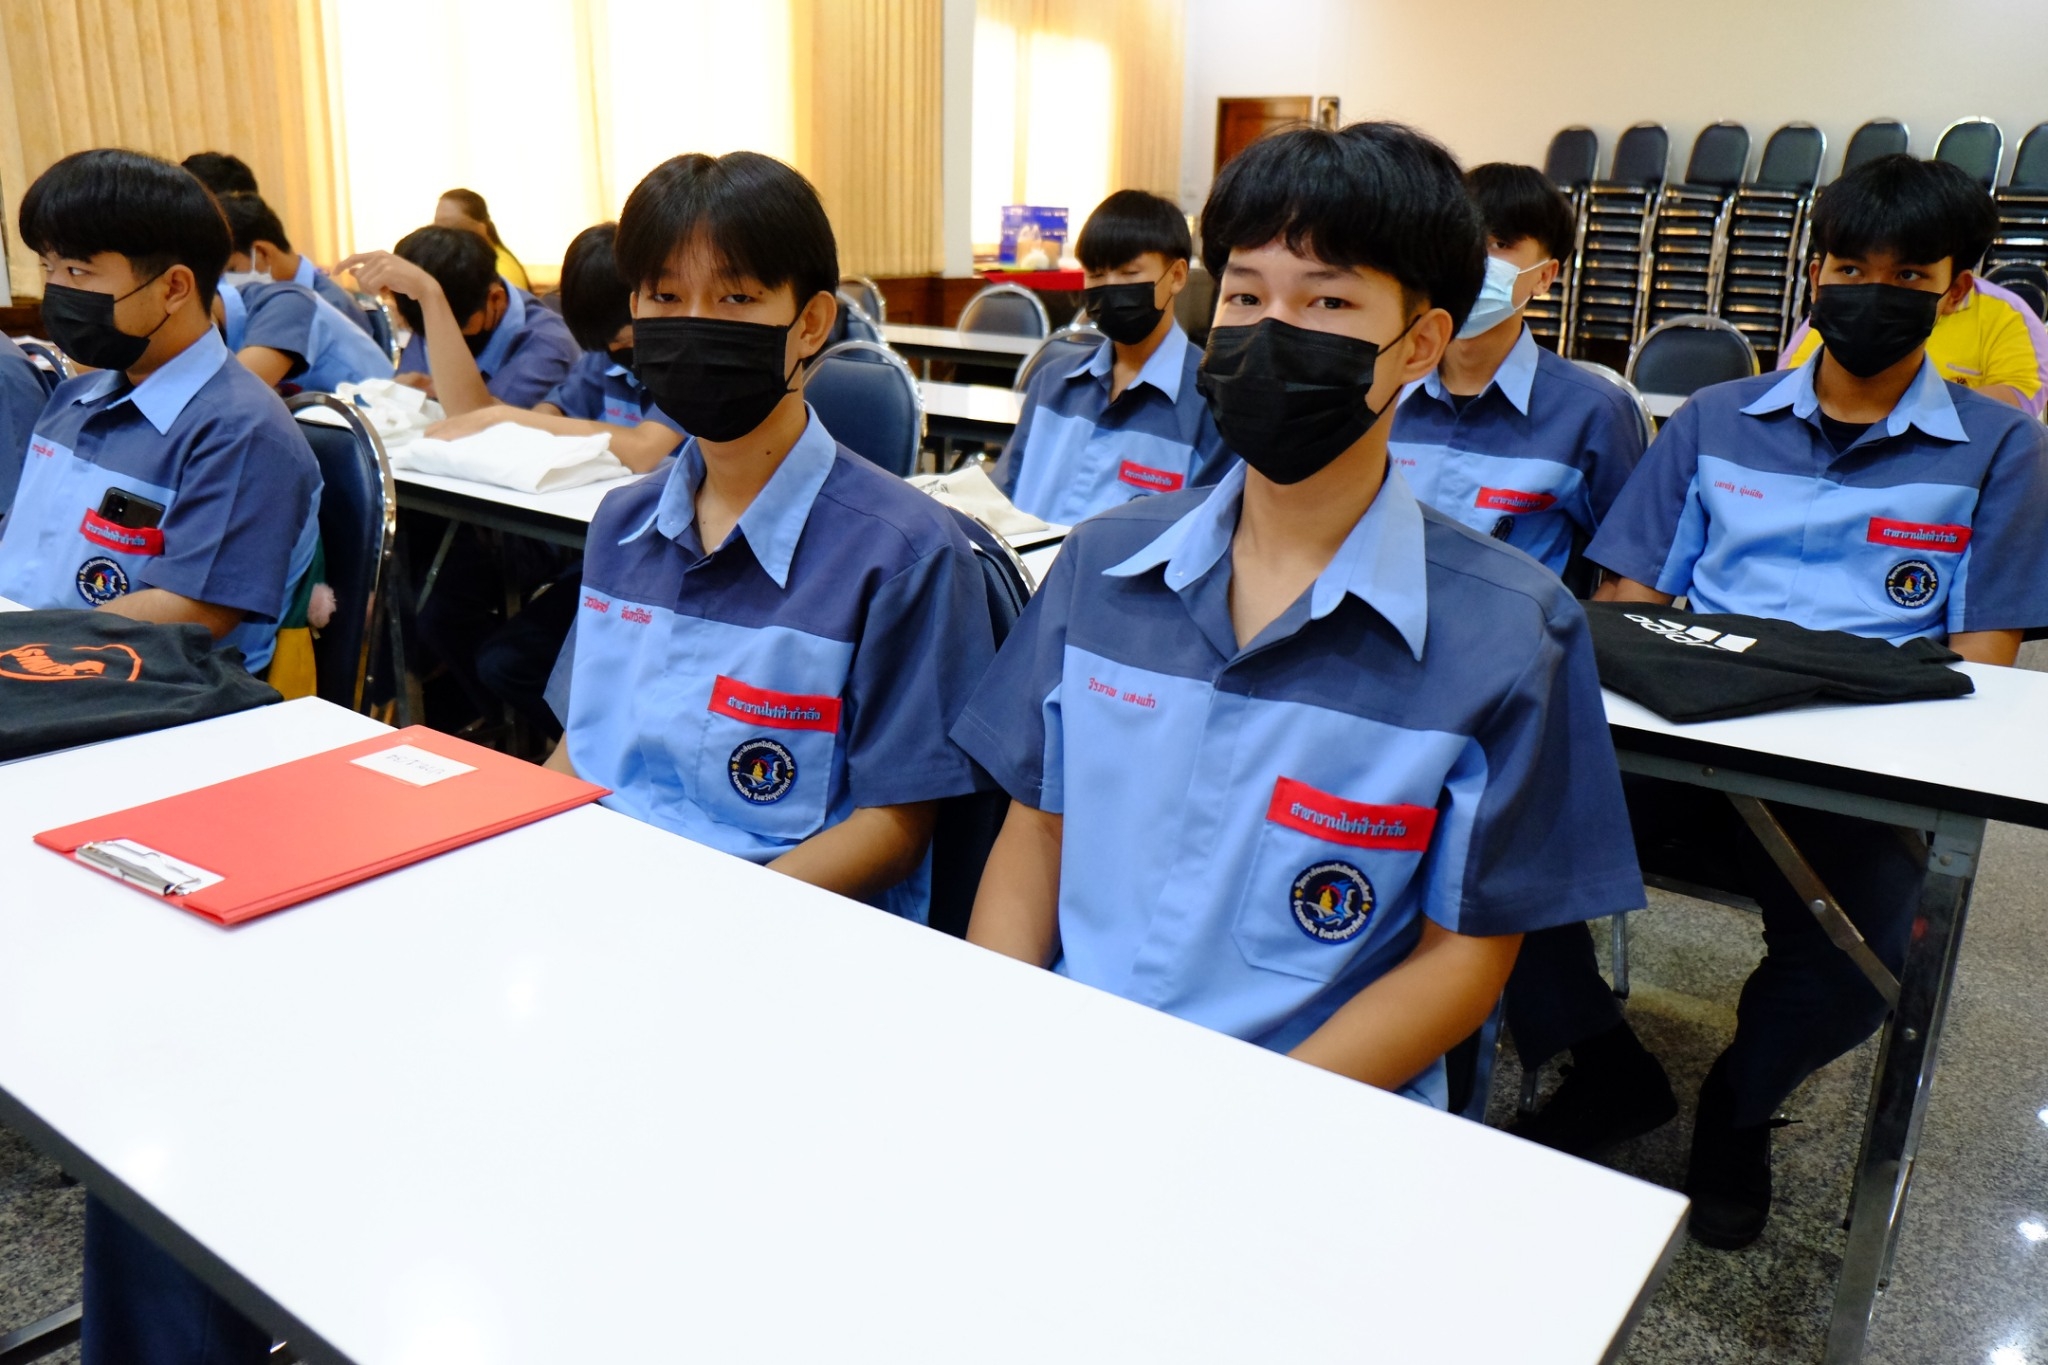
left=0, top=337, right=46, bottom=517
left=955, top=123, right=1642, bottom=1107
left=998, top=190, right=1230, bottom=524
left=218, top=190, right=379, bottom=336
left=0, top=148, right=320, bottom=1365
left=1506, top=152, right=2048, bottom=1250
left=1389, top=164, right=1644, bottom=580
left=543, top=150, right=997, bottom=919
left=1779, top=158, right=2048, bottom=415
left=213, top=273, right=394, bottom=394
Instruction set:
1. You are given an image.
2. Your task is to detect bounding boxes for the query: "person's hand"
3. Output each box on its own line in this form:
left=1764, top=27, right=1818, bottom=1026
left=427, top=405, right=523, bottom=439
left=336, top=250, right=440, bottom=303
left=393, top=371, right=436, bottom=396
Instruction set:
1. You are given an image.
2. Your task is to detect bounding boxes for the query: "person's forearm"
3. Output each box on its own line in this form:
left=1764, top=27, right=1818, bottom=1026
left=1949, top=628, right=2023, bottom=666
left=966, top=801, right=1063, bottom=966
left=768, top=801, right=935, bottom=900
left=1976, top=382, right=2030, bottom=410
left=1289, top=922, right=1520, bottom=1090
left=1592, top=574, right=1674, bottom=605
left=236, top=347, right=295, bottom=387
left=98, top=588, right=243, bottom=640
left=418, top=288, right=495, bottom=416
left=543, top=736, right=577, bottom=775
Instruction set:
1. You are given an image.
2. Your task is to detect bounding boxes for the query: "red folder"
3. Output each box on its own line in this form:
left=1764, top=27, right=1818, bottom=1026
left=35, top=726, right=608, bottom=925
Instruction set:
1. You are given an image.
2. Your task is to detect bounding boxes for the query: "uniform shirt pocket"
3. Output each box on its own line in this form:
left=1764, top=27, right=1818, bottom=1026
left=696, top=671, right=846, bottom=841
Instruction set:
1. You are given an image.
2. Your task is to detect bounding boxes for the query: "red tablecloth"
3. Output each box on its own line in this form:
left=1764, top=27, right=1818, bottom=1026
left=981, top=269, right=1085, bottom=291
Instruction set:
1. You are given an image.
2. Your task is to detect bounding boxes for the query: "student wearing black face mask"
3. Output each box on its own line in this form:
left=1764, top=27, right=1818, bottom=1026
left=540, top=151, right=997, bottom=920
left=997, top=189, right=1231, bottom=524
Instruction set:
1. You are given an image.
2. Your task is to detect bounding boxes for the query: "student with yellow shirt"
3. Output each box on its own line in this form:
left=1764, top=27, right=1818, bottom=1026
left=1780, top=157, right=2048, bottom=415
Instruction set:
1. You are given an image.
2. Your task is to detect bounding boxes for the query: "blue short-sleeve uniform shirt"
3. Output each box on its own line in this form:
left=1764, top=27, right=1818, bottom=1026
left=0, top=337, right=46, bottom=515
left=998, top=321, right=1234, bottom=525
left=0, top=327, right=321, bottom=672
left=952, top=463, right=1643, bottom=1105
left=291, top=255, right=378, bottom=337
left=1389, top=325, right=1645, bottom=576
left=221, top=280, right=394, bottom=393
left=398, top=281, right=580, bottom=408
left=547, top=408, right=997, bottom=919
left=543, top=349, right=685, bottom=434
left=1588, top=353, right=2048, bottom=640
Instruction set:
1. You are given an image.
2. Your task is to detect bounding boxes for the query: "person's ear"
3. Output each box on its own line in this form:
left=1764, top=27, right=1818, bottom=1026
left=1941, top=269, right=1974, bottom=314
left=1372, top=307, right=1452, bottom=407
left=1807, top=256, right=1822, bottom=292
left=791, top=290, right=837, bottom=367
left=485, top=281, right=509, bottom=329
left=628, top=288, right=643, bottom=319
left=1532, top=257, right=1561, bottom=300
left=1159, top=257, right=1189, bottom=303
left=159, top=265, right=198, bottom=316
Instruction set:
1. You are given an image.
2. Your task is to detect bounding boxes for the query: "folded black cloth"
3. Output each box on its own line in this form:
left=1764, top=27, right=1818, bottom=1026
left=0, top=610, right=280, bottom=760
left=1584, top=600, right=1974, bottom=722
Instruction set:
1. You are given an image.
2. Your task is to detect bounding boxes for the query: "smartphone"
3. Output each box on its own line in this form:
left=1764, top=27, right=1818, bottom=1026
left=97, top=488, right=166, bottom=531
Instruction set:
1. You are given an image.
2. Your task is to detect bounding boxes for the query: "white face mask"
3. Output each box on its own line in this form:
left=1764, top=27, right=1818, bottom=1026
left=1456, top=254, right=1554, bottom=340
left=220, top=270, right=268, bottom=291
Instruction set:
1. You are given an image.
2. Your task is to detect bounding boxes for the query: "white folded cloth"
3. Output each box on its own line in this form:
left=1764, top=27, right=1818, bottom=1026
left=908, top=464, right=1051, bottom=538
left=388, top=421, right=630, bottom=493
left=333, top=378, right=445, bottom=449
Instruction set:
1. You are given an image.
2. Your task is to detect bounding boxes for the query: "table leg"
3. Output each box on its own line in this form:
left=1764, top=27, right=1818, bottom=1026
left=1824, top=810, right=1983, bottom=1363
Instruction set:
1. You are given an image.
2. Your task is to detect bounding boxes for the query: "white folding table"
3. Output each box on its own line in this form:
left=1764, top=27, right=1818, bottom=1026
left=918, top=380, right=1024, bottom=446
left=882, top=323, right=1040, bottom=379
left=0, top=699, right=1687, bottom=1365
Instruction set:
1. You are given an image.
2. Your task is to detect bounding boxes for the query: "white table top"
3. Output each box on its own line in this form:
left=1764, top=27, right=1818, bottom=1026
left=391, top=466, right=632, bottom=527
left=883, top=322, right=1042, bottom=358
left=1642, top=392, right=1685, bottom=418
left=0, top=700, right=1685, bottom=1364
left=0, top=594, right=24, bottom=612
left=918, top=380, right=1025, bottom=426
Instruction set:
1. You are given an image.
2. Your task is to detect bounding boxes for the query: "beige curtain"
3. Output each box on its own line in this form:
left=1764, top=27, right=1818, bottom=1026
left=0, top=0, right=340, bottom=300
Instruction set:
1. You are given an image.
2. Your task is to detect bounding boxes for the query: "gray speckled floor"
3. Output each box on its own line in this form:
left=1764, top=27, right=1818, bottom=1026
left=0, top=1120, right=81, bottom=1363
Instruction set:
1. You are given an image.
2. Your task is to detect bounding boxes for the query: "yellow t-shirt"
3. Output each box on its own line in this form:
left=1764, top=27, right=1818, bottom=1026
left=1782, top=278, right=2048, bottom=414
left=494, top=244, right=532, bottom=293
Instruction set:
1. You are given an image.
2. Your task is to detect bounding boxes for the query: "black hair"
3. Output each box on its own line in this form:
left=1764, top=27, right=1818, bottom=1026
left=181, top=151, right=258, bottom=195
left=21, top=149, right=232, bottom=307
left=1076, top=190, right=1192, bottom=272
left=392, top=225, right=499, bottom=332
left=1464, top=163, right=1576, bottom=265
left=559, top=222, right=632, bottom=353
left=440, top=188, right=507, bottom=248
left=616, top=152, right=839, bottom=317
left=219, top=192, right=293, bottom=256
left=1812, top=154, right=1999, bottom=277
left=1200, top=121, right=1486, bottom=330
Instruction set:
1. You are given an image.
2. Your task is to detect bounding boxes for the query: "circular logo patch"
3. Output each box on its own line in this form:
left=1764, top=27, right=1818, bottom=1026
left=75, top=556, right=129, bottom=606
left=1489, top=515, right=1516, bottom=541
left=728, top=737, right=797, bottom=804
left=1290, top=861, right=1375, bottom=943
left=1886, top=558, right=1938, bottom=609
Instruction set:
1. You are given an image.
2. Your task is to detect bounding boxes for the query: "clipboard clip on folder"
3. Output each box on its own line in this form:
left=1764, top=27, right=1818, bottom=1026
left=75, top=839, right=224, bottom=897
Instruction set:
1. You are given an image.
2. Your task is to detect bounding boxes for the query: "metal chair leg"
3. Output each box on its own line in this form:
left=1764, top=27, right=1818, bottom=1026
left=1610, top=911, right=1632, bottom=1000
left=0, top=1303, right=82, bottom=1365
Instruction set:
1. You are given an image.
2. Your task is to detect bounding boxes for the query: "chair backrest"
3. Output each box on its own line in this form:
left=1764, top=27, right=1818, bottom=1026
left=1684, top=121, right=1750, bottom=188
left=1934, top=117, right=2003, bottom=189
left=287, top=394, right=396, bottom=712
left=355, top=292, right=399, bottom=365
left=1544, top=126, right=1600, bottom=188
left=2008, top=123, right=2048, bottom=191
left=805, top=340, right=924, bottom=477
left=1841, top=119, right=1910, bottom=177
left=1998, top=277, right=2048, bottom=322
left=1753, top=123, right=1826, bottom=190
left=957, top=282, right=1050, bottom=339
left=829, top=291, right=883, bottom=345
left=1626, top=314, right=1760, bottom=397
left=839, top=275, right=887, bottom=324
left=1014, top=323, right=1105, bottom=393
left=1609, top=123, right=1670, bottom=186
left=1176, top=262, right=1217, bottom=346
left=1570, top=359, right=1657, bottom=447
left=15, top=340, right=69, bottom=395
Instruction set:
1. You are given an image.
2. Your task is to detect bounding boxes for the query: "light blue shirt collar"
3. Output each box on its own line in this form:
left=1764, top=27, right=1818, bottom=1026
left=291, top=255, right=320, bottom=289
left=473, top=277, right=525, bottom=376
left=1102, top=460, right=1432, bottom=661
left=217, top=282, right=248, bottom=351
left=1418, top=322, right=1539, bottom=415
left=1740, top=351, right=1968, bottom=443
left=626, top=405, right=837, bottom=588
left=604, top=359, right=632, bottom=379
left=73, top=326, right=231, bottom=436
left=1077, top=319, right=1191, bottom=402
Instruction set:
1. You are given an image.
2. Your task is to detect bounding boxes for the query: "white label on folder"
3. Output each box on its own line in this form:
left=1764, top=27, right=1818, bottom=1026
left=351, top=744, right=477, bottom=787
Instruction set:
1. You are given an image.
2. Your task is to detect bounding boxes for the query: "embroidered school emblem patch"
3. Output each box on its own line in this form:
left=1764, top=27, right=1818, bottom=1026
left=728, top=737, right=797, bottom=804
left=1290, top=861, right=1375, bottom=944
left=75, top=556, right=129, bottom=606
left=1885, top=558, right=1938, bottom=609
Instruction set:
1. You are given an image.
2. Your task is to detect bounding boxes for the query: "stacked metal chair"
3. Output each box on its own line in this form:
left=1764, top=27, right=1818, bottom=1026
left=1933, top=117, right=2004, bottom=190
left=1527, top=127, right=1599, bottom=353
left=1985, top=122, right=2048, bottom=276
left=1716, top=123, right=1827, bottom=362
left=1566, top=123, right=1669, bottom=356
left=1643, top=123, right=1752, bottom=337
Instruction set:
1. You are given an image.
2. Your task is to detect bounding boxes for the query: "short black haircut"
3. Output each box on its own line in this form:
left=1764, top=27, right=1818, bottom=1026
left=21, top=149, right=232, bottom=307
left=1200, top=121, right=1486, bottom=331
left=1465, top=163, right=1577, bottom=265
left=392, top=225, right=499, bottom=332
left=1076, top=190, right=1192, bottom=271
left=1812, top=154, right=1999, bottom=277
left=560, top=222, right=632, bottom=353
left=616, top=152, right=838, bottom=314
left=182, top=151, right=258, bottom=195
left=219, top=192, right=293, bottom=256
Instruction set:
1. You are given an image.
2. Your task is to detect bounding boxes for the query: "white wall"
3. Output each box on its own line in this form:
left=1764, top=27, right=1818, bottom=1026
left=1181, top=0, right=2048, bottom=211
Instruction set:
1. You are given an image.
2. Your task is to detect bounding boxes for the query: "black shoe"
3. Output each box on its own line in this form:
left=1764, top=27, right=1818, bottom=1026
left=1509, top=1032, right=1678, bottom=1158
left=1684, top=1059, right=1787, bottom=1250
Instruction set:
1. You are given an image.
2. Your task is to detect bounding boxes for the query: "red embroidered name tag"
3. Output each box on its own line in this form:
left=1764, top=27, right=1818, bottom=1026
left=79, top=509, right=164, bottom=556
left=1866, top=517, right=1971, bottom=551
left=708, top=675, right=842, bottom=733
left=1265, top=777, right=1438, bottom=851
left=1117, top=461, right=1185, bottom=493
left=1474, top=487, right=1557, bottom=514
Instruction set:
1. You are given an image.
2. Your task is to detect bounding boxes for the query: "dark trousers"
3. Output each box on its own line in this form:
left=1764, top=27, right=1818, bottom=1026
left=413, top=524, right=575, bottom=731
left=82, top=1196, right=270, bottom=1365
left=1505, top=775, right=1926, bottom=1128
left=474, top=564, right=580, bottom=737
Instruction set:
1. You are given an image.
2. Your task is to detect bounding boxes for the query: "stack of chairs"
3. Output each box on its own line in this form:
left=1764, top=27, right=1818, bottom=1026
left=1716, top=123, right=1827, bottom=362
left=1644, top=123, right=1751, bottom=338
left=1527, top=127, right=1599, bottom=353
left=1566, top=123, right=1670, bottom=357
left=1985, top=123, right=2048, bottom=277
left=1933, top=116, right=2004, bottom=190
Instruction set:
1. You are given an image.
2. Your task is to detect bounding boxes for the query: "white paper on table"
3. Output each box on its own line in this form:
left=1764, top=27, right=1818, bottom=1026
left=908, top=464, right=1051, bottom=539
left=387, top=421, right=630, bottom=493
left=330, top=378, right=446, bottom=449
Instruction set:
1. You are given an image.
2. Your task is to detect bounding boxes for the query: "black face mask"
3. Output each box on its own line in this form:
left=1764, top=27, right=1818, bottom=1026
left=1083, top=279, right=1167, bottom=346
left=1809, top=283, right=1941, bottom=379
left=463, top=323, right=493, bottom=358
left=609, top=345, right=635, bottom=374
left=1196, top=316, right=1415, bottom=484
left=41, top=276, right=170, bottom=372
left=633, top=315, right=802, bottom=442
